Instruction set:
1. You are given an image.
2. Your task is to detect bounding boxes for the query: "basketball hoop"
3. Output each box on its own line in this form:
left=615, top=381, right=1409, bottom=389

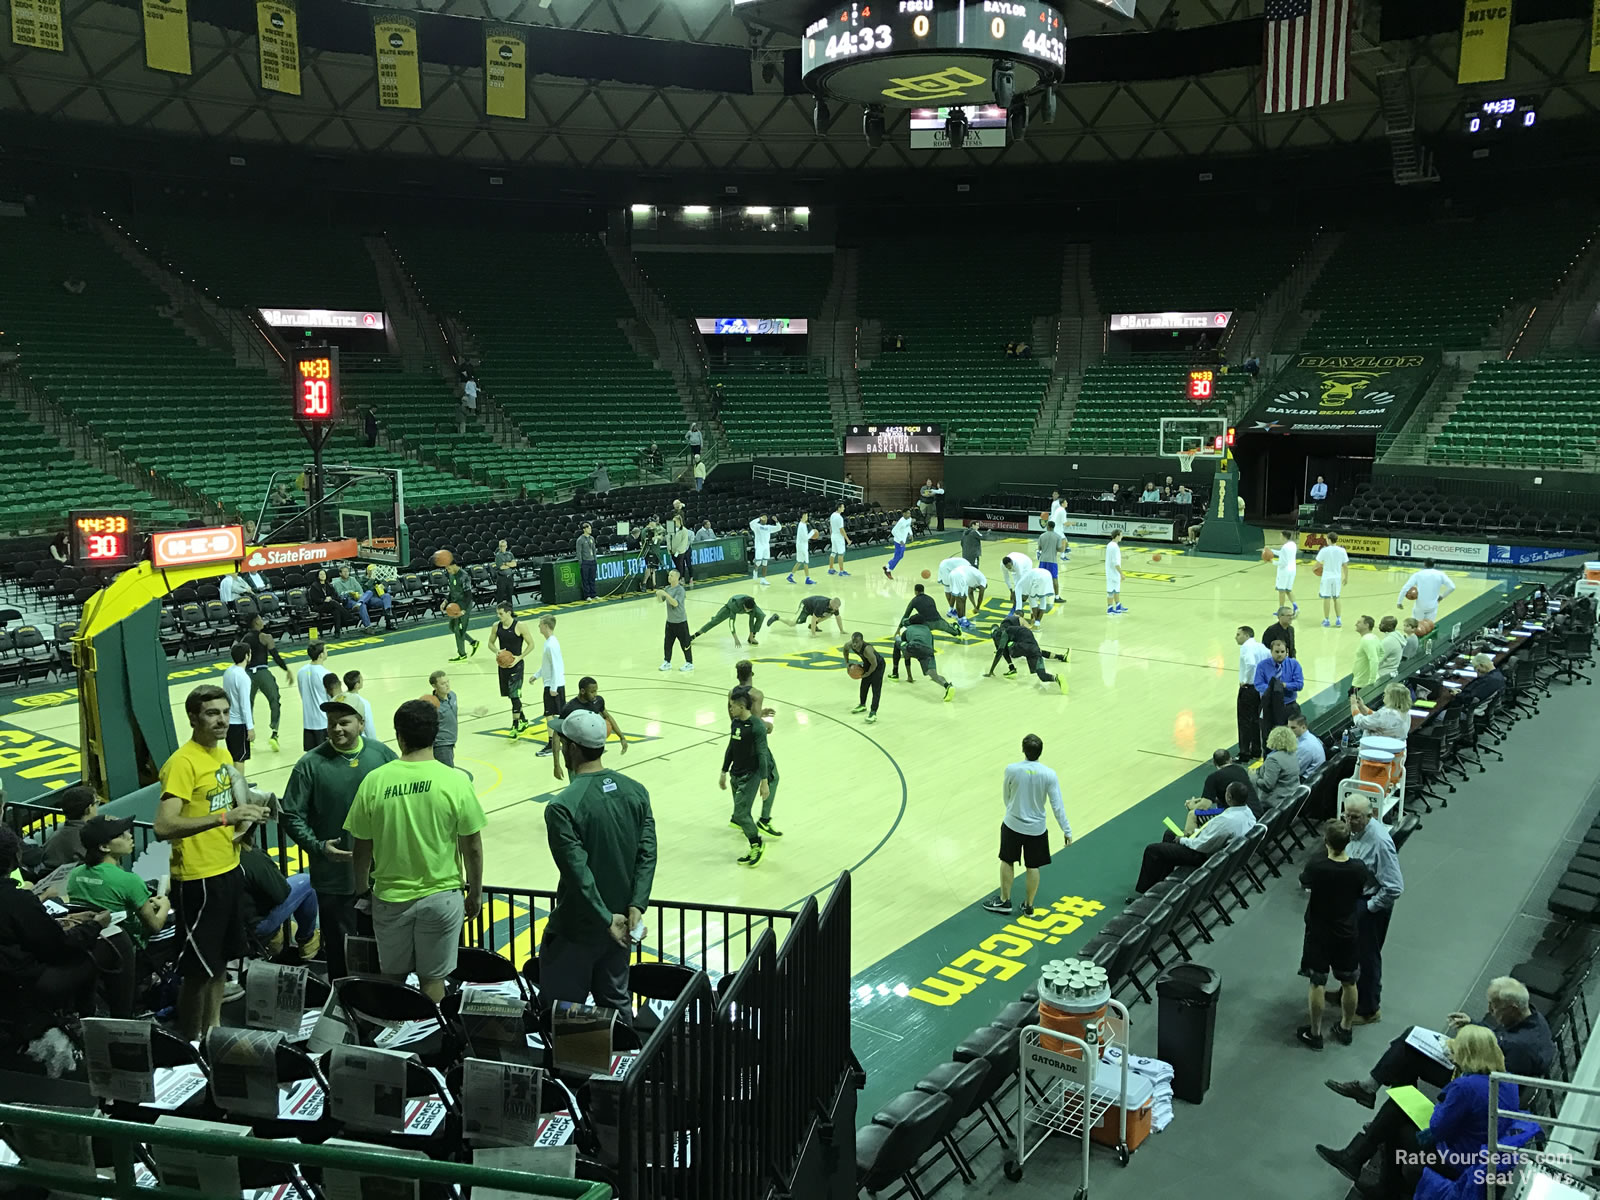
left=1177, top=450, right=1198, bottom=474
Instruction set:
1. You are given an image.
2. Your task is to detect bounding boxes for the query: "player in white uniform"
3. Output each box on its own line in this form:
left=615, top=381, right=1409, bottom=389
left=1018, top=566, right=1056, bottom=624
left=827, top=503, right=851, bottom=577
left=1105, top=530, right=1125, bottom=614
left=1048, top=492, right=1068, bottom=537
left=786, top=511, right=816, bottom=585
left=884, top=509, right=913, bottom=580
left=1396, top=559, right=1457, bottom=622
left=1314, top=534, right=1350, bottom=627
left=749, top=514, right=782, bottom=587
left=949, top=563, right=987, bottom=630
left=1000, top=552, right=1034, bottom=614
left=937, top=554, right=969, bottom=617
left=1274, top=531, right=1299, bottom=615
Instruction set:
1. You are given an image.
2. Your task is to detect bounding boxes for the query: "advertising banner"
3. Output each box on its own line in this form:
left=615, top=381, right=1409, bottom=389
left=1390, top=537, right=1490, bottom=565
left=256, top=0, right=300, bottom=96
left=1489, top=545, right=1594, bottom=565
left=1295, top=531, right=1390, bottom=558
left=1243, top=351, right=1440, bottom=435
left=541, top=536, right=748, bottom=604
left=260, top=308, right=385, bottom=330
left=10, top=0, right=63, bottom=51
left=142, top=0, right=190, bottom=74
left=1108, top=311, right=1232, bottom=332
left=484, top=25, right=526, bottom=120
left=695, top=318, right=808, bottom=335
left=1458, top=0, right=1512, bottom=85
left=373, top=12, right=422, bottom=110
left=963, top=511, right=1177, bottom=542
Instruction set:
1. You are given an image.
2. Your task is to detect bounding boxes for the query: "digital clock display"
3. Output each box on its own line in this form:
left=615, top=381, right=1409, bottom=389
left=1188, top=369, right=1214, bottom=401
left=1462, top=96, right=1537, bottom=135
left=69, top=509, right=140, bottom=568
left=845, top=423, right=944, bottom=453
left=293, top=347, right=340, bottom=423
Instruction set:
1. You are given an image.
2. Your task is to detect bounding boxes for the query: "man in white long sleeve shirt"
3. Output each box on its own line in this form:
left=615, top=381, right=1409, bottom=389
left=223, top=643, right=254, bottom=763
left=1275, top=530, right=1299, bottom=615
left=1343, top=796, right=1404, bottom=1023
left=532, top=615, right=566, bottom=758
left=884, top=510, right=914, bottom=581
left=1235, top=626, right=1271, bottom=761
left=1134, top=781, right=1257, bottom=893
left=982, top=735, right=1072, bottom=917
left=749, top=514, right=781, bottom=586
left=1396, top=559, right=1455, bottom=623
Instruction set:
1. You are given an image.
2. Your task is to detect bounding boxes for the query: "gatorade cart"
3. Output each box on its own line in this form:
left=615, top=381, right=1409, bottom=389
left=1005, top=958, right=1142, bottom=1195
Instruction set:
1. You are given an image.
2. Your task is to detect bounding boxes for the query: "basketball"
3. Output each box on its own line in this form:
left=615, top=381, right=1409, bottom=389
left=1417, top=619, right=1436, bottom=635
left=445, top=602, right=463, bottom=618
left=260, top=633, right=276, bottom=650
left=1406, top=586, right=1419, bottom=600
left=420, top=692, right=441, bottom=708
left=1313, top=564, right=1324, bottom=576
left=1260, top=548, right=1274, bottom=562
left=847, top=664, right=865, bottom=680
left=433, top=549, right=454, bottom=567
left=920, top=569, right=931, bottom=579
left=496, top=649, right=515, bottom=668
left=1150, top=553, right=1162, bottom=563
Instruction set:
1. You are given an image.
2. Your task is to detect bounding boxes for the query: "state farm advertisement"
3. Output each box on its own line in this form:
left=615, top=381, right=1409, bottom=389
left=243, top=539, right=360, bottom=569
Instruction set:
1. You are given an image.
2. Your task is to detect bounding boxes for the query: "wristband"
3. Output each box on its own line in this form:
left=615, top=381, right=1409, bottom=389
left=216, top=811, right=228, bottom=828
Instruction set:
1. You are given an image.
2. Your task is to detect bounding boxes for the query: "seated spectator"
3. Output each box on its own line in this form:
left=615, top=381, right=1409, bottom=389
left=1252, top=725, right=1301, bottom=812
left=1400, top=617, right=1421, bottom=659
left=1183, top=520, right=1204, bottom=546
left=1455, top=652, right=1506, bottom=709
left=1377, top=615, right=1404, bottom=679
left=1133, top=781, right=1257, bottom=894
left=0, top=826, right=110, bottom=1021
left=1316, top=1026, right=1518, bottom=1198
left=1139, top=482, right=1161, bottom=503
left=1351, top=682, right=1413, bottom=742
left=1004, top=342, right=1016, bottom=357
left=361, top=565, right=396, bottom=631
left=1326, top=976, right=1554, bottom=1110
left=1288, top=713, right=1326, bottom=779
left=238, top=844, right=320, bottom=961
left=306, top=570, right=346, bottom=634
left=67, top=816, right=170, bottom=947
left=332, top=566, right=371, bottom=628
left=1174, top=484, right=1194, bottom=505
left=41, top=786, right=98, bottom=870
left=694, top=519, right=717, bottom=543
left=1016, top=342, right=1032, bottom=359
left=1199, top=748, right=1258, bottom=812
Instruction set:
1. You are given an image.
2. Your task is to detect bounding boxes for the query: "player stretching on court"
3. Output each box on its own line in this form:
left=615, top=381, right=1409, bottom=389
left=487, top=602, right=534, bottom=734
left=899, top=582, right=961, bottom=637
left=827, top=503, right=852, bottom=576
left=891, top=622, right=954, bottom=701
left=692, top=595, right=765, bottom=646
left=1105, top=529, right=1126, bottom=614
left=841, top=632, right=887, bottom=723
left=883, top=509, right=913, bottom=581
left=937, top=554, right=970, bottom=620
left=786, top=511, right=816, bottom=585
left=720, top=685, right=774, bottom=866
left=749, top=513, right=781, bottom=587
left=1017, top=565, right=1056, bottom=625
left=1001, top=552, right=1034, bottom=616
left=944, top=560, right=987, bottom=632
left=986, top=613, right=1067, bottom=690
left=766, top=594, right=844, bottom=636
left=442, top=559, right=480, bottom=661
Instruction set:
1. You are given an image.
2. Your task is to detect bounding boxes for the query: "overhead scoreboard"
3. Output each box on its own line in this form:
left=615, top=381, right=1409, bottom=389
left=845, top=423, right=943, bottom=453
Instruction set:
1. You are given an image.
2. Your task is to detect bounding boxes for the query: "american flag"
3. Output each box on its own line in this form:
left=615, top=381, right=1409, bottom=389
left=1261, top=0, right=1351, bottom=115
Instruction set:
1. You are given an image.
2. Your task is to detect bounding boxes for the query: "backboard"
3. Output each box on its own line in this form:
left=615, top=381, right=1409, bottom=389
left=1159, top=416, right=1228, bottom=462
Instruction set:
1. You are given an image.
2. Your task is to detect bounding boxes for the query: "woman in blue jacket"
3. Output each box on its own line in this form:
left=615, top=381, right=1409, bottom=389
left=1315, top=1025, right=1518, bottom=1198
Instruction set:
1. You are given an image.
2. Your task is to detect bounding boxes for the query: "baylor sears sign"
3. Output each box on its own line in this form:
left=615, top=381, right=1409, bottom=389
left=1244, top=352, right=1440, bottom=434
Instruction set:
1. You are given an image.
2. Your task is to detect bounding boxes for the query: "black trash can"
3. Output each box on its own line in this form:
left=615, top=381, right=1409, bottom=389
left=1156, top=963, right=1220, bottom=1104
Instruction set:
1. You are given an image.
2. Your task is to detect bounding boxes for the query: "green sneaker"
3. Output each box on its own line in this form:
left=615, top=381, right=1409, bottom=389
left=851, top=705, right=867, bottom=714
left=738, top=840, right=765, bottom=866
left=757, top=819, right=783, bottom=838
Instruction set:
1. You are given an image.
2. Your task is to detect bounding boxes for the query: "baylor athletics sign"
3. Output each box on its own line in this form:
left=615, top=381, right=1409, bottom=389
left=1243, top=352, right=1440, bottom=435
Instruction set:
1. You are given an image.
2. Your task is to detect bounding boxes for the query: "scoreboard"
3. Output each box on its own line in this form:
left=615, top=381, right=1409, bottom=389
left=1187, top=369, right=1214, bottom=402
left=293, top=346, right=340, bottom=423
left=845, top=424, right=943, bottom=453
left=69, top=510, right=140, bottom=569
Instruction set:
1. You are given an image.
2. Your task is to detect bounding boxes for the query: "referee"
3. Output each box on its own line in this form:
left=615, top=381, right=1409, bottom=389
left=691, top=595, right=765, bottom=646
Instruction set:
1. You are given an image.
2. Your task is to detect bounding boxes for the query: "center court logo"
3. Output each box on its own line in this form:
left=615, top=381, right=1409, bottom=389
left=881, top=65, right=986, bottom=102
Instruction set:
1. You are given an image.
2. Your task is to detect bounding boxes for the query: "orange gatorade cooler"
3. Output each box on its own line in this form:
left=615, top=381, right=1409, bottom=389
left=1364, top=735, right=1407, bottom=775
left=1357, top=747, right=1399, bottom=790
left=1586, top=562, right=1600, bottom=582
left=1037, top=959, right=1111, bottom=1057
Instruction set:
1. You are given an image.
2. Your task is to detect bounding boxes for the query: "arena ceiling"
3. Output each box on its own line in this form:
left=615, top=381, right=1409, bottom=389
left=0, top=0, right=1595, bottom=175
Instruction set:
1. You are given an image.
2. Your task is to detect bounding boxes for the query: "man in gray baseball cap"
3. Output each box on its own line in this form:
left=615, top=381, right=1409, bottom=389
left=541, top=709, right=657, bottom=1021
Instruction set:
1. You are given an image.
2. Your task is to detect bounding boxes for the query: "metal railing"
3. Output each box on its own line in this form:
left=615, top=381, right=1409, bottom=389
left=753, top=464, right=863, bottom=502
left=0, top=1102, right=610, bottom=1199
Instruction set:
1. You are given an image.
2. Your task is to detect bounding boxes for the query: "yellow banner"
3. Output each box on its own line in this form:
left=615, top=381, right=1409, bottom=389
left=484, top=26, right=527, bottom=120
left=142, top=0, right=191, bottom=75
left=256, top=0, right=300, bottom=96
left=1591, top=0, right=1600, bottom=72
left=10, top=0, right=63, bottom=52
left=1458, top=0, right=1512, bottom=84
left=374, top=13, right=422, bottom=110
left=1296, top=532, right=1390, bottom=558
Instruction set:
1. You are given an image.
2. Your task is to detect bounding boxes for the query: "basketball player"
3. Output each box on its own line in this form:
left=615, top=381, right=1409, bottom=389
left=222, top=642, right=253, bottom=763
left=827, top=502, right=852, bottom=576
left=657, top=569, right=693, bottom=671
left=899, top=583, right=961, bottom=637
left=787, top=511, right=816, bottom=585
left=883, top=509, right=914, bottom=580
left=1048, top=491, right=1068, bottom=538
left=1017, top=565, right=1056, bottom=624
left=841, top=632, right=886, bottom=723
left=242, top=614, right=290, bottom=752
left=692, top=594, right=764, bottom=645
left=1396, top=558, right=1457, bottom=623
left=766, top=594, right=843, bottom=636
left=1037, top=520, right=1066, bottom=599
left=296, top=641, right=332, bottom=751
left=1315, top=534, right=1351, bottom=627
left=749, top=513, right=781, bottom=586
left=1001, top=552, right=1034, bottom=615
left=1274, top=530, right=1299, bottom=615
left=549, top=676, right=630, bottom=781
left=1105, top=530, right=1126, bottom=614
left=986, top=614, right=1066, bottom=690
left=720, top=685, right=774, bottom=865
left=528, top=615, right=565, bottom=755
left=891, top=621, right=953, bottom=701
left=487, top=602, right=534, bottom=734
left=937, top=554, right=970, bottom=617
left=948, top=562, right=988, bottom=631
left=442, top=560, right=480, bottom=661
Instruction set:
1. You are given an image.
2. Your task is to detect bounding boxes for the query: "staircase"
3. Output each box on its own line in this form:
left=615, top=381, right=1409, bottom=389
left=1376, top=68, right=1438, bottom=187
left=1510, top=229, right=1600, bottom=357
left=819, top=247, right=861, bottom=440
left=365, top=236, right=450, bottom=373
left=1261, top=228, right=1343, bottom=355
left=1029, top=243, right=1099, bottom=451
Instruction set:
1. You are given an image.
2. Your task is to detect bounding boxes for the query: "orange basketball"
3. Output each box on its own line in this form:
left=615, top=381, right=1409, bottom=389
left=1417, top=619, right=1436, bottom=635
left=433, top=549, right=454, bottom=568
left=421, top=692, right=441, bottom=707
left=1150, top=553, right=1162, bottom=563
left=496, top=649, right=515, bottom=668
left=920, top=569, right=931, bottom=579
left=847, top=664, right=865, bottom=679
left=1260, top=548, right=1274, bottom=562
left=260, top=633, right=276, bottom=650
left=1406, top=586, right=1419, bottom=600
left=1313, top=564, right=1324, bottom=576
left=445, top=602, right=463, bottom=618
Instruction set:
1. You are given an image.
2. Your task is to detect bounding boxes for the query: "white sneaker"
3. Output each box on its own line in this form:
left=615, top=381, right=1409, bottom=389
left=759, top=578, right=770, bottom=587
left=659, top=661, right=672, bottom=671
left=680, top=663, right=695, bottom=673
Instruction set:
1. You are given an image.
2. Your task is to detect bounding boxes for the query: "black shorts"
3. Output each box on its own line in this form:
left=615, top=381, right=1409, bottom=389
left=498, top=662, right=525, bottom=698
left=1299, top=930, right=1360, bottom=985
left=225, top=723, right=250, bottom=763
left=173, top=867, right=248, bottom=979
left=542, top=685, right=566, bottom=717
left=303, top=728, right=327, bottom=752
left=999, top=822, right=1052, bottom=869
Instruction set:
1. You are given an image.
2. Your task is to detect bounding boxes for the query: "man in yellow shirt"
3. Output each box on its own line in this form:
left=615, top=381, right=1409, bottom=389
left=1350, top=615, right=1384, bottom=689
left=155, top=685, right=269, bottom=1041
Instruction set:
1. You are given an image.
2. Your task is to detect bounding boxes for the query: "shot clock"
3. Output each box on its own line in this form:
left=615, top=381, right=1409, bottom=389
left=292, top=346, right=340, bottom=423
left=69, top=509, right=141, bottom=569
left=1188, top=369, right=1214, bottom=402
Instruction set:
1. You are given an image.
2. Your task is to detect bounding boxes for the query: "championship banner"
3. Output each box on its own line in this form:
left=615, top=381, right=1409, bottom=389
left=256, top=0, right=300, bottom=96
left=142, top=0, right=191, bottom=75
left=484, top=25, right=527, bottom=120
left=374, top=12, right=422, bottom=110
left=1591, top=0, right=1600, bottom=72
left=1242, top=351, right=1440, bottom=435
left=1458, top=0, right=1511, bottom=85
left=10, top=0, right=63, bottom=52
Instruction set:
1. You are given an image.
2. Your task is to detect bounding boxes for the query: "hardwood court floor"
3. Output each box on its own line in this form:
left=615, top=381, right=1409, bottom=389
left=6, top=539, right=1501, bottom=974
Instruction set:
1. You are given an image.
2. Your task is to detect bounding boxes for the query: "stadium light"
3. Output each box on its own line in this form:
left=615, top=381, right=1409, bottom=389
left=814, top=96, right=830, bottom=136
left=863, top=104, right=886, bottom=147
left=683, top=206, right=711, bottom=215
left=794, top=207, right=810, bottom=216
left=992, top=59, right=1015, bottom=107
left=1041, top=88, right=1058, bottom=123
left=1007, top=101, right=1028, bottom=142
left=744, top=206, right=771, bottom=215
left=629, top=204, right=653, bottom=214
left=945, top=107, right=970, bottom=149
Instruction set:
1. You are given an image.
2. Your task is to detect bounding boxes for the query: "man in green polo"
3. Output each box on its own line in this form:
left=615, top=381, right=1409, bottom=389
left=691, top=594, right=765, bottom=646
left=280, top=697, right=397, bottom=980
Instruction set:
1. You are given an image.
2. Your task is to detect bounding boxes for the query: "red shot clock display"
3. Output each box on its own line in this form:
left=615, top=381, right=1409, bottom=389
left=293, top=346, right=340, bottom=423
left=69, top=510, right=140, bottom=569
left=1187, top=369, right=1214, bottom=402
